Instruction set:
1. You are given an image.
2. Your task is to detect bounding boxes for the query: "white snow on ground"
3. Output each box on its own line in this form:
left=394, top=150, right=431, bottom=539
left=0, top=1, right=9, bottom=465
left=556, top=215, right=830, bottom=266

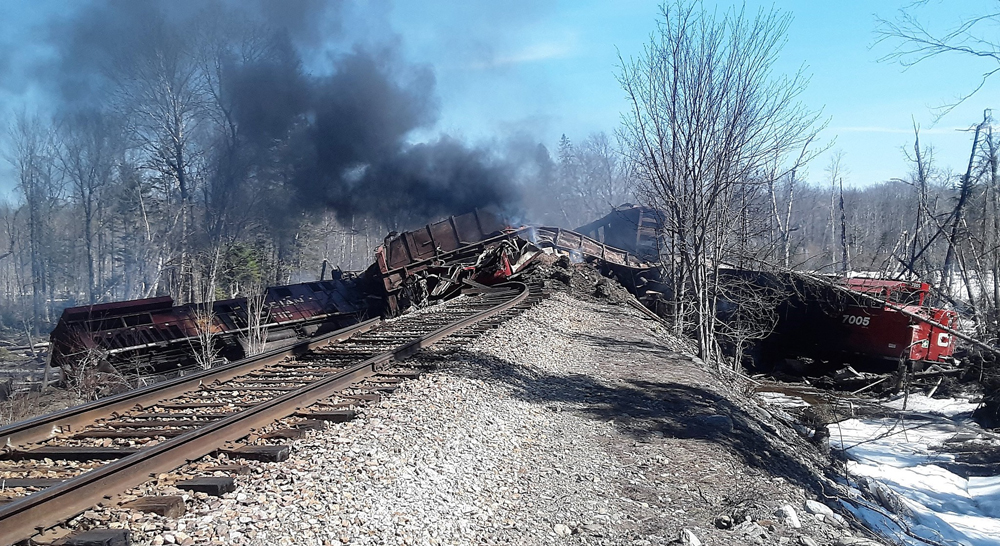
left=831, top=411, right=1000, bottom=546
left=756, top=389, right=1000, bottom=545
left=882, top=393, right=981, bottom=417
left=755, top=390, right=812, bottom=408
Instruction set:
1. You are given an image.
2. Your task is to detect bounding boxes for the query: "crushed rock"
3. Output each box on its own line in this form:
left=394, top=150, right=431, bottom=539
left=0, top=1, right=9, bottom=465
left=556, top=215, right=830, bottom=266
left=68, top=291, right=888, bottom=545
left=522, top=254, right=634, bottom=306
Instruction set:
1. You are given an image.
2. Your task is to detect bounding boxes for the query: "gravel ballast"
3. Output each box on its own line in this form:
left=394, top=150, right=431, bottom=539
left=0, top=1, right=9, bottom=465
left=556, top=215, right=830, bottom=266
left=70, top=289, right=883, bottom=545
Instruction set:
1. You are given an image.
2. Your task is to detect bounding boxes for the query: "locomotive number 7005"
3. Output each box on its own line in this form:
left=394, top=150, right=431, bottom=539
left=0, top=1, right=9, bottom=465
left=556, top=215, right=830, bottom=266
left=843, top=314, right=870, bottom=326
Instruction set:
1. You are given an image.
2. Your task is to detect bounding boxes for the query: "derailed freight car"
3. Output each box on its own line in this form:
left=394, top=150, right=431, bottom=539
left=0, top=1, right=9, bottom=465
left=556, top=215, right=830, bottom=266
left=50, top=204, right=678, bottom=379
left=49, top=277, right=368, bottom=377
left=574, top=204, right=664, bottom=262
left=368, top=209, right=665, bottom=316
left=834, top=278, right=958, bottom=364
left=723, top=271, right=960, bottom=371
left=49, top=209, right=661, bottom=376
left=573, top=208, right=962, bottom=371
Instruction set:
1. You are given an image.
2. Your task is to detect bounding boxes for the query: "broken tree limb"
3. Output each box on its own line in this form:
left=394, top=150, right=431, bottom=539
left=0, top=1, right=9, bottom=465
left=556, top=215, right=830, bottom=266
left=927, top=377, right=944, bottom=398
left=851, top=376, right=890, bottom=396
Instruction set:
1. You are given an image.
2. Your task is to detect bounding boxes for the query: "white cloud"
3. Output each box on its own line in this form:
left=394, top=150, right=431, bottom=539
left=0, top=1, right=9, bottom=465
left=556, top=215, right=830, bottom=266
left=464, top=40, right=576, bottom=70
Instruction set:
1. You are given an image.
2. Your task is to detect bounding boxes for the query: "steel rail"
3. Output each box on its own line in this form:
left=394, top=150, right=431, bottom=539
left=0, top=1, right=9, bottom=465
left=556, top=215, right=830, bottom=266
left=1, top=319, right=381, bottom=448
left=0, top=283, right=527, bottom=545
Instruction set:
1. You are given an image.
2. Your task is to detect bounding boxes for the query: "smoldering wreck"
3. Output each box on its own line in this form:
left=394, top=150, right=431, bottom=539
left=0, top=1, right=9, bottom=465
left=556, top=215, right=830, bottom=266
left=49, top=206, right=964, bottom=392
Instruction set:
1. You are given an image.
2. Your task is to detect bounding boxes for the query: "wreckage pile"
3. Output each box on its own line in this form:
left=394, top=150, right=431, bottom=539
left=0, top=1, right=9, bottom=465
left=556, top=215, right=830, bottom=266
left=46, top=209, right=663, bottom=384
left=524, top=254, right=634, bottom=306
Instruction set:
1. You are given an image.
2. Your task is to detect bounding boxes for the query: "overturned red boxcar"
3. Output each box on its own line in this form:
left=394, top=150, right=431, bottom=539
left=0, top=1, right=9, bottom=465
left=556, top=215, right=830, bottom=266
left=49, top=278, right=368, bottom=376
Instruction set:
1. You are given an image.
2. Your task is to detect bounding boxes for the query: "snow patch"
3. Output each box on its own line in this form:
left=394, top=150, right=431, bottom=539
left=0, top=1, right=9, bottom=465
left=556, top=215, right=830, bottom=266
left=755, top=390, right=811, bottom=409
left=833, top=414, right=1000, bottom=545
left=883, top=393, right=980, bottom=417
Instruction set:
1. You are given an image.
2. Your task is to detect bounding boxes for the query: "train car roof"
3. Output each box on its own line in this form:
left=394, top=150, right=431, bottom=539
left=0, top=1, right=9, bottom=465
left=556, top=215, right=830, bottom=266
left=59, top=296, right=175, bottom=321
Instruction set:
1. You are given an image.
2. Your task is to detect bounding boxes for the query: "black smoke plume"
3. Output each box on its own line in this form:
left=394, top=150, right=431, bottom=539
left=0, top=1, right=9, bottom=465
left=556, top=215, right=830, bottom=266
left=32, top=0, right=521, bottom=228
left=290, top=48, right=519, bottom=224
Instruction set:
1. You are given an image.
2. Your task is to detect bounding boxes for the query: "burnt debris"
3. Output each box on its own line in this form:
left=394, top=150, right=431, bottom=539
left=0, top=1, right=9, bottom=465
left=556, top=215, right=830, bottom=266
left=48, top=206, right=969, bottom=401
left=49, top=209, right=661, bottom=379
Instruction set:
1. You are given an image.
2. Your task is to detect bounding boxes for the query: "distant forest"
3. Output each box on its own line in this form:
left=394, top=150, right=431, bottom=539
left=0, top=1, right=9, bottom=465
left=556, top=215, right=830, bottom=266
left=2, top=0, right=999, bottom=357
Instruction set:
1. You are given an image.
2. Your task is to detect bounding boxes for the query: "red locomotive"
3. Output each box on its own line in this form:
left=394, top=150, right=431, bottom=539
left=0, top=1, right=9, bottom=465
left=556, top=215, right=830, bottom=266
left=835, top=278, right=958, bottom=363
left=744, top=272, right=961, bottom=371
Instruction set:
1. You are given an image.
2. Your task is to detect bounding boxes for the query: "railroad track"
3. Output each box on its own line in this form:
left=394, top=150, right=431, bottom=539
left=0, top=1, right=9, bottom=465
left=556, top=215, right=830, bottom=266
left=0, top=282, right=544, bottom=545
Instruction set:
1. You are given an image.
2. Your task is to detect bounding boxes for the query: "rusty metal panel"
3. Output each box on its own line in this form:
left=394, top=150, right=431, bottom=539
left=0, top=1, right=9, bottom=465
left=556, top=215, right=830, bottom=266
left=452, top=210, right=504, bottom=243
left=50, top=280, right=368, bottom=374
left=381, top=210, right=509, bottom=274
left=575, top=205, right=664, bottom=261
left=409, top=226, right=435, bottom=261
left=452, top=213, right=483, bottom=244
left=387, top=236, right=411, bottom=270
left=429, top=218, right=461, bottom=253
left=60, top=297, right=174, bottom=322
left=579, top=238, right=604, bottom=258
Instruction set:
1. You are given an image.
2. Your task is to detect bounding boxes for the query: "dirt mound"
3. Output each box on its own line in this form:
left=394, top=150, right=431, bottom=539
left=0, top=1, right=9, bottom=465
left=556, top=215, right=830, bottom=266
left=523, top=254, right=634, bottom=305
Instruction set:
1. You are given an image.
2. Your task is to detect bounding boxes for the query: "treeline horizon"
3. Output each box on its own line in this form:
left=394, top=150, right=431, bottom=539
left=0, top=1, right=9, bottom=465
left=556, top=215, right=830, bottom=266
left=0, top=120, right=635, bottom=334
left=2, top=115, right=991, bottom=337
left=2, top=0, right=999, bottom=355
left=0, top=0, right=627, bottom=335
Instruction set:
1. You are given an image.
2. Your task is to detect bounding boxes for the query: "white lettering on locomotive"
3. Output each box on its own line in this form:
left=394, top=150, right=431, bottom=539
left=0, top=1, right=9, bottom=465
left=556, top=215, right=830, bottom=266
left=842, top=314, right=870, bottom=326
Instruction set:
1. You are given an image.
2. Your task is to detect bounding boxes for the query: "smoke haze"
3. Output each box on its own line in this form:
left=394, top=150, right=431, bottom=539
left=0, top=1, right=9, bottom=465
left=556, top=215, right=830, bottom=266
left=20, top=0, right=521, bottom=227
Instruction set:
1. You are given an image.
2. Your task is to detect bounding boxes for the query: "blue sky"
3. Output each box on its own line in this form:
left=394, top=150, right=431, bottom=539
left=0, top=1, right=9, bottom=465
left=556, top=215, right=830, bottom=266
left=386, top=0, right=1000, bottom=187
left=2, top=0, right=999, bottom=195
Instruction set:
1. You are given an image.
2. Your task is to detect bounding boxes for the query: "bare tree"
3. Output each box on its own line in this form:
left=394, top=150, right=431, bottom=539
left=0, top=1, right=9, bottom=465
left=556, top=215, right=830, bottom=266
left=57, top=111, right=125, bottom=304
left=241, top=280, right=268, bottom=357
left=977, top=125, right=1000, bottom=337
left=824, top=152, right=848, bottom=272
left=767, top=137, right=817, bottom=269
left=942, top=112, right=989, bottom=296
left=555, top=134, right=579, bottom=226
left=838, top=176, right=850, bottom=274
left=0, top=202, right=16, bottom=264
left=5, top=113, right=62, bottom=331
left=901, top=120, right=937, bottom=276
left=190, top=246, right=223, bottom=369
left=877, top=6, right=1000, bottom=117
left=715, top=273, right=783, bottom=370
left=576, top=132, right=633, bottom=219
left=618, top=1, right=824, bottom=363
left=108, top=10, right=207, bottom=303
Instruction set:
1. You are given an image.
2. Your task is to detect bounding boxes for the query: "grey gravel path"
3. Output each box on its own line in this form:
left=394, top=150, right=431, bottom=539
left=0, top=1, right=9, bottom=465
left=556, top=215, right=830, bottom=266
left=73, top=291, right=877, bottom=546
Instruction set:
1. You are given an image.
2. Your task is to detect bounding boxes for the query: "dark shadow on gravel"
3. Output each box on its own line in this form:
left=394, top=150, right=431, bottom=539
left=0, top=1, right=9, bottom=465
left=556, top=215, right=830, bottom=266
left=529, top=325, right=687, bottom=360
left=433, top=349, right=827, bottom=495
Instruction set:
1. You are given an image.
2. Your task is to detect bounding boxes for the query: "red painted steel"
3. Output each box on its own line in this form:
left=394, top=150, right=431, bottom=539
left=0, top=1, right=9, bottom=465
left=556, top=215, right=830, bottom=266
left=49, top=279, right=367, bottom=374
left=836, top=278, right=958, bottom=363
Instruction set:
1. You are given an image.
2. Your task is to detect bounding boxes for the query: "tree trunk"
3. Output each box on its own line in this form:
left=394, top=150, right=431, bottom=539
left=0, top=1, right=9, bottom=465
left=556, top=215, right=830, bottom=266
left=838, top=177, right=850, bottom=274
left=943, top=113, right=987, bottom=295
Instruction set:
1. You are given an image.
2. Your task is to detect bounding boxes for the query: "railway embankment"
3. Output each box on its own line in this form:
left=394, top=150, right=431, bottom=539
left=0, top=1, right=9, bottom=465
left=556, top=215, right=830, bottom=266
left=54, top=287, right=884, bottom=546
